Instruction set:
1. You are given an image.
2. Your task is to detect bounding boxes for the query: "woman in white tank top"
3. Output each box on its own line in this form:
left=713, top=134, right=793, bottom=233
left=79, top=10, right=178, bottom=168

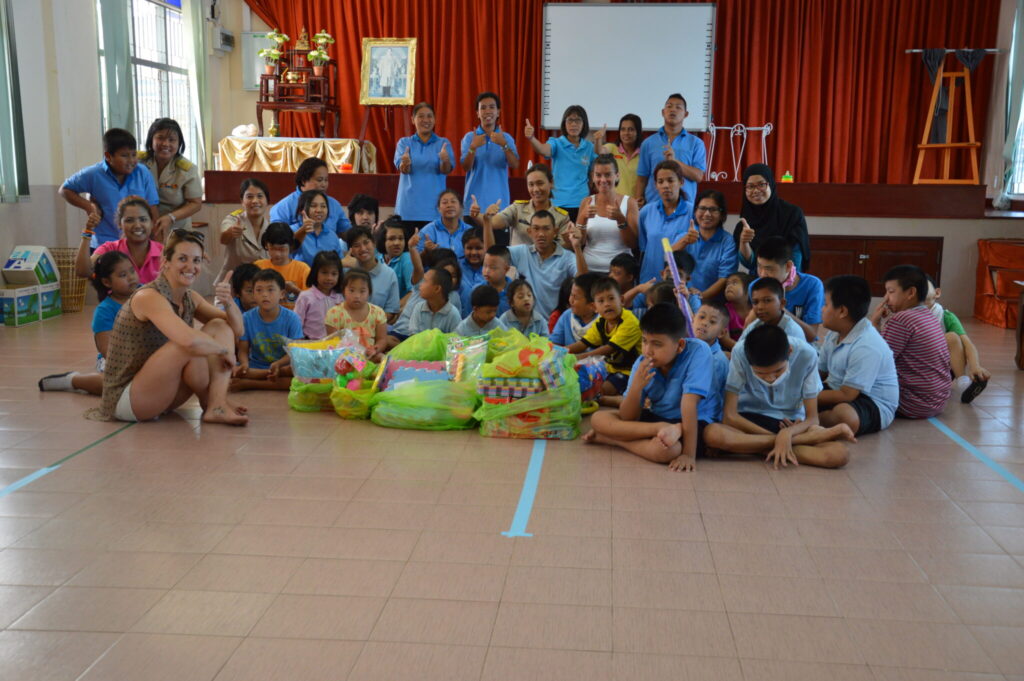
left=576, top=153, right=639, bottom=274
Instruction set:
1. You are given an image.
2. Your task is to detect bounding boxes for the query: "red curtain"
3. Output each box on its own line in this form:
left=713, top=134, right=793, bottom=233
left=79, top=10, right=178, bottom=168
left=245, top=0, right=1001, bottom=184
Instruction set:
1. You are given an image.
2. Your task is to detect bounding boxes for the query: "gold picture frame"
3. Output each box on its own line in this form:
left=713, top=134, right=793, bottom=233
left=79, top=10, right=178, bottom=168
left=359, top=37, right=417, bottom=106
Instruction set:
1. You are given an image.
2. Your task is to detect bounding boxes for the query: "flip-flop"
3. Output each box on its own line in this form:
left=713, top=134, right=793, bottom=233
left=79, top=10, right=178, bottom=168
left=960, top=378, right=988, bottom=404
left=580, top=400, right=600, bottom=415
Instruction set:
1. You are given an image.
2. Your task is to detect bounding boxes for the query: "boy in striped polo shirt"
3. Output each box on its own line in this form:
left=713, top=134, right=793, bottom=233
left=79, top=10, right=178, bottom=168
left=872, top=265, right=951, bottom=419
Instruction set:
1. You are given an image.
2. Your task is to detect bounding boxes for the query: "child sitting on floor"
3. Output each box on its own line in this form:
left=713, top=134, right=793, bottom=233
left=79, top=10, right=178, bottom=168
left=254, top=222, right=310, bottom=309
left=740, top=276, right=806, bottom=345
left=455, top=285, right=506, bottom=336
left=230, top=264, right=260, bottom=313
left=325, top=268, right=389, bottom=361
left=818, top=275, right=899, bottom=436
left=501, top=279, right=549, bottom=336
left=459, top=228, right=487, bottom=312
left=584, top=303, right=713, bottom=472
left=626, top=250, right=701, bottom=319
left=404, top=267, right=462, bottom=335
left=872, top=264, right=951, bottom=419
left=567, top=276, right=642, bottom=398
left=345, top=226, right=400, bottom=323
left=609, top=252, right=642, bottom=315
left=378, top=215, right=423, bottom=301
left=925, top=276, right=990, bottom=403
left=550, top=272, right=601, bottom=346
left=482, top=245, right=514, bottom=315
left=754, top=236, right=824, bottom=342
left=704, top=324, right=855, bottom=469
left=690, top=299, right=731, bottom=424
left=38, top=251, right=140, bottom=396
left=721, top=271, right=753, bottom=350
left=231, top=269, right=303, bottom=391
left=293, top=251, right=344, bottom=339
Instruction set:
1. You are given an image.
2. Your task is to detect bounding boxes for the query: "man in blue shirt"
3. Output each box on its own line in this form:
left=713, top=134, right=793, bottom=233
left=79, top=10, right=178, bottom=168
left=817, top=275, right=900, bottom=436
left=60, top=128, right=159, bottom=247
left=460, top=92, right=519, bottom=214
left=635, top=94, right=707, bottom=207
left=704, top=324, right=854, bottom=470
left=269, top=158, right=352, bottom=237
left=483, top=209, right=587, bottom=319
left=755, top=236, right=824, bottom=342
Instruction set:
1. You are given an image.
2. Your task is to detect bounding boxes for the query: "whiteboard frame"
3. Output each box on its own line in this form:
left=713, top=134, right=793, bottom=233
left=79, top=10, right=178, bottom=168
left=541, top=2, right=716, bottom=132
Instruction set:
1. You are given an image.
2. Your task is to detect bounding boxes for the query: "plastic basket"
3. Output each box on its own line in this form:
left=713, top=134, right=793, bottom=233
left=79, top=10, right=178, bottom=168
left=49, top=247, right=87, bottom=313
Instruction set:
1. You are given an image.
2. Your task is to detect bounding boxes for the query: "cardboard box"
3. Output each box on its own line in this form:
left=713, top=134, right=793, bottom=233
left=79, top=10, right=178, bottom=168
left=39, top=282, right=62, bottom=321
left=0, top=285, right=40, bottom=326
left=2, top=246, right=60, bottom=285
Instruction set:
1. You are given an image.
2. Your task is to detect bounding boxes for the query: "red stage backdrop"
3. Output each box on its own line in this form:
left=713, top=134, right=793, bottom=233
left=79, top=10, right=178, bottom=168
left=246, top=0, right=1000, bottom=184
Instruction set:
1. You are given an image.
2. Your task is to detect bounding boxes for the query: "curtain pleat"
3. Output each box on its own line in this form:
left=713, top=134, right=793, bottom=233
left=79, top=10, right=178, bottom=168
left=245, top=0, right=1000, bottom=184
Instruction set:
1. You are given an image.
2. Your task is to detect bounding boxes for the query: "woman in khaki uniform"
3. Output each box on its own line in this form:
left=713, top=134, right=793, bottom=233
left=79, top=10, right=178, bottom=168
left=482, top=163, right=570, bottom=247
left=138, top=118, right=202, bottom=239
left=219, top=179, right=270, bottom=280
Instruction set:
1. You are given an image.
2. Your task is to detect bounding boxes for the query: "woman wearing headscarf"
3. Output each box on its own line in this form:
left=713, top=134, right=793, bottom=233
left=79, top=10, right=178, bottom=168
left=733, top=163, right=811, bottom=272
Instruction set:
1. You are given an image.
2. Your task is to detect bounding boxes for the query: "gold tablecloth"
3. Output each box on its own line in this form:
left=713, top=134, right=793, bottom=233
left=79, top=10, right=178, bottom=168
left=216, top=137, right=377, bottom=173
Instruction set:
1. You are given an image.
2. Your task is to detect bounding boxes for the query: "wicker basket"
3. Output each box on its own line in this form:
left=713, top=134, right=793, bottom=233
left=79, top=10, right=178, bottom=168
left=50, top=247, right=87, bottom=313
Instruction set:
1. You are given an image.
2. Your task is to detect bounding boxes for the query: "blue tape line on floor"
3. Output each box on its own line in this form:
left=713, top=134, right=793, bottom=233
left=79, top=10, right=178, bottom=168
left=502, top=439, right=547, bottom=538
left=0, top=423, right=135, bottom=499
left=928, top=417, right=1024, bottom=494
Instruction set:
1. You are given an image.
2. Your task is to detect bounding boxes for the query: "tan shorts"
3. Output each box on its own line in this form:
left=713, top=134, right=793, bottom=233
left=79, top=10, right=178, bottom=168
left=113, top=382, right=138, bottom=422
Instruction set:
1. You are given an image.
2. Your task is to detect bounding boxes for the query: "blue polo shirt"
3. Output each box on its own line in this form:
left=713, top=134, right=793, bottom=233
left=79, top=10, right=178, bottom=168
left=458, top=258, right=485, bottom=312
left=818, top=317, right=900, bottom=429
left=549, top=309, right=595, bottom=346
left=548, top=135, right=596, bottom=209
left=270, top=188, right=352, bottom=237
left=739, top=315, right=807, bottom=347
left=784, top=273, right=825, bottom=324
left=636, top=127, right=707, bottom=206
left=365, top=262, right=400, bottom=314
left=637, top=198, right=693, bottom=284
left=493, top=277, right=513, bottom=315
left=455, top=315, right=505, bottom=336
left=460, top=126, right=518, bottom=212
left=625, top=338, right=713, bottom=422
left=386, top=252, right=415, bottom=299
left=727, top=336, right=822, bottom=421
left=394, top=132, right=453, bottom=221
left=63, top=160, right=159, bottom=247
left=294, top=227, right=347, bottom=266
left=508, top=244, right=579, bottom=319
left=705, top=339, right=730, bottom=423
left=416, top=218, right=474, bottom=258
left=686, top=228, right=738, bottom=292
left=500, top=308, right=549, bottom=337
left=406, top=299, right=462, bottom=335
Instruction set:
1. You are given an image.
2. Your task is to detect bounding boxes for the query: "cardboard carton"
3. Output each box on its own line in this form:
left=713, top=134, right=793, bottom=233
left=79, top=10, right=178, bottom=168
left=2, top=246, right=60, bottom=285
left=0, top=285, right=40, bottom=326
left=39, top=282, right=62, bottom=320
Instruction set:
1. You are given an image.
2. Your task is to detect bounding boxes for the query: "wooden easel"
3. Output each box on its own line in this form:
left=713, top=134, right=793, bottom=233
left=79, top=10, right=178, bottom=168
left=354, top=105, right=409, bottom=173
left=911, top=49, right=999, bottom=185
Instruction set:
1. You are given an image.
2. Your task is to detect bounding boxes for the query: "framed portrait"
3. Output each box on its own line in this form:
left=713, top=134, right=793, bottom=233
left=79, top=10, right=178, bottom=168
left=359, top=37, right=417, bottom=105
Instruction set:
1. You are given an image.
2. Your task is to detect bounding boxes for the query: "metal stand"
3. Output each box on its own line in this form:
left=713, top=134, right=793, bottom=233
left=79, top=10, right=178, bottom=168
left=706, top=122, right=774, bottom=181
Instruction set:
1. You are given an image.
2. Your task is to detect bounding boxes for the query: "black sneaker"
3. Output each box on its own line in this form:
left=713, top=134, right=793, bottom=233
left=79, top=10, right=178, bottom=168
left=960, top=379, right=988, bottom=404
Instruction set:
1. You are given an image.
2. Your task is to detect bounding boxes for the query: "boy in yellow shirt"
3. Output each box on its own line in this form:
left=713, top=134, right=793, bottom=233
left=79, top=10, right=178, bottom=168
left=567, top=277, right=641, bottom=400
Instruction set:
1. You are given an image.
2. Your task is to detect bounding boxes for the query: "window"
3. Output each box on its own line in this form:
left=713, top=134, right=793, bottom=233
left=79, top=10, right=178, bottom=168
left=0, top=0, right=27, bottom=202
left=1010, top=102, right=1024, bottom=196
left=98, top=0, right=197, bottom=160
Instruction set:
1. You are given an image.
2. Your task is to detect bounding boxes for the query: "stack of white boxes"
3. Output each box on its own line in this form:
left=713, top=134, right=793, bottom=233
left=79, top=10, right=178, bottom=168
left=1, top=246, right=62, bottom=326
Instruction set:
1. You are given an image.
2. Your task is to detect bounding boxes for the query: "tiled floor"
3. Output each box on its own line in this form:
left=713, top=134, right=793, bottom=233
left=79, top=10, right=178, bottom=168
left=0, top=311, right=1022, bottom=680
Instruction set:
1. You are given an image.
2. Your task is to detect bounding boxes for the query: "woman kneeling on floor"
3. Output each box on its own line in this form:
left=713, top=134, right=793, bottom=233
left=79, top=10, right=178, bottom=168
left=86, top=229, right=248, bottom=426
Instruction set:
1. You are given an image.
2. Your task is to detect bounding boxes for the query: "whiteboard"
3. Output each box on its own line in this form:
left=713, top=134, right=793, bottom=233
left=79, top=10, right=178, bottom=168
left=542, top=3, right=715, bottom=132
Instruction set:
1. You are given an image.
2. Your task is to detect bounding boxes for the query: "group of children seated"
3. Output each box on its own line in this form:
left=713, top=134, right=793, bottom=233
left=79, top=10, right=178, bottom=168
left=41, top=181, right=991, bottom=474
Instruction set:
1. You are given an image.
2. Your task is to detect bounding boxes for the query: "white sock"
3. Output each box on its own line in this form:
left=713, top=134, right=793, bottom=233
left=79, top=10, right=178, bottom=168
left=39, top=372, right=79, bottom=392
left=954, top=375, right=972, bottom=392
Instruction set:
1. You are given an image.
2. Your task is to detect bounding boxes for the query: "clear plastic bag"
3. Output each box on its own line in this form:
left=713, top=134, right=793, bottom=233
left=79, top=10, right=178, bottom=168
left=329, top=377, right=376, bottom=420
left=370, top=380, right=479, bottom=430
left=388, top=329, right=452, bottom=361
left=287, top=378, right=335, bottom=412
left=474, top=355, right=581, bottom=439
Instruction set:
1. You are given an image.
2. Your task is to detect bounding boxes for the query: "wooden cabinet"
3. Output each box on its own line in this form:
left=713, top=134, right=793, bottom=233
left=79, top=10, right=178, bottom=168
left=807, top=236, right=943, bottom=296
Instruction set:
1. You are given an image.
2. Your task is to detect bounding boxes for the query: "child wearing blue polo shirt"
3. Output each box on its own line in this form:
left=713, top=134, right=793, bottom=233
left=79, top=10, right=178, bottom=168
left=740, top=277, right=808, bottom=346
left=585, top=303, right=712, bottom=471
left=455, top=285, right=506, bottom=336
left=818, top=275, right=900, bottom=435
left=704, top=324, right=855, bottom=469
left=269, top=157, right=352, bottom=237
left=60, top=128, right=159, bottom=247
left=292, top=189, right=348, bottom=266
left=524, top=105, right=598, bottom=220
left=459, top=229, right=486, bottom=311
left=380, top=216, right=423, bottom=301
left=483, top=209, right=587, bottom=319
left=405, top=268, right=462, bottom=335
left=550, top=272, right=600, bottom=346
left=634, top=94, right=707, bottom=208
left=232, top=269, right=303, bottom=392
left=500, top=279, right=549, bottom=336
left=460, top=92, right=519, bottom=212
left=345, top=226, right=400, bottom=322
left=482, top=245, right=513, bottom=315
left=691, top=299, right=732, bottom=423
left=755, top=236, right=824, bottom=342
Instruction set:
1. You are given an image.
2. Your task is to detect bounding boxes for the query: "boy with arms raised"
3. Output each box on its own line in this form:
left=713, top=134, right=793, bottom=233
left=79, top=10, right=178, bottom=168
left=818, top=275, right=899, bottom=436
left=585, top=303, right=712, bottom=471
left=704, top=324, right=854, bottom=469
